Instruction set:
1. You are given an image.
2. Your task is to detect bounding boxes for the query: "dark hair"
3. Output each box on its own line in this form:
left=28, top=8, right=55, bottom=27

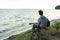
left=38, top=10, right=43, bottom=15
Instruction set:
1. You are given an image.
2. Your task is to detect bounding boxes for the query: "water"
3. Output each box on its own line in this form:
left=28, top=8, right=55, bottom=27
left=0, top=9, right=60, bottom=40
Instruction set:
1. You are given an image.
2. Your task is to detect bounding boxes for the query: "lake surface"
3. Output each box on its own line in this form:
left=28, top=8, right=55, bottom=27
left=0, top=9, right=60, bottom=40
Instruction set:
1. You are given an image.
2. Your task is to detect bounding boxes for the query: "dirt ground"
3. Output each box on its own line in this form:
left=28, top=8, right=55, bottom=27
left=26, top=29, right=60, bottom=40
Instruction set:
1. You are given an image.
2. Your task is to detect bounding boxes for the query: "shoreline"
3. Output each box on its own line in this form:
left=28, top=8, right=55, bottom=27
left=4, top=30, right=32, bottom=40
left=3, top=27, right=32, bottom=40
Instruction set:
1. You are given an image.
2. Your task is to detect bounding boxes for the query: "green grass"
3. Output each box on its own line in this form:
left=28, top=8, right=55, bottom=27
left=49, top=22, right=60, bottom=31
left=12, top=22, right=60, bottom=40
left=12, top=30, right=32, bottom=40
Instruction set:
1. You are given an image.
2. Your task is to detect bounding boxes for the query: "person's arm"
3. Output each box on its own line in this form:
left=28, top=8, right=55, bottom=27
left=29, top=23, right=38, bottom=25
left=29, top=17, right=41, bottom=25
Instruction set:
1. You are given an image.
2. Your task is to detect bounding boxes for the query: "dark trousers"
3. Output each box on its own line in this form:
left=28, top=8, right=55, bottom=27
left=32, top=23, right=46, bottom=32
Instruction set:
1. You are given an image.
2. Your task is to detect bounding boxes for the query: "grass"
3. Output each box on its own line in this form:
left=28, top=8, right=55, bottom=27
left=12, top=22, right=60, bottom=40
left=12, top=30, right=32, bottom=40
left=49, top=22, right=60, bottom=31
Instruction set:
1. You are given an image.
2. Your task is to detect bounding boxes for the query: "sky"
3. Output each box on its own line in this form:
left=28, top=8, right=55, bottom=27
left=0, top=0, right=60, bottom=9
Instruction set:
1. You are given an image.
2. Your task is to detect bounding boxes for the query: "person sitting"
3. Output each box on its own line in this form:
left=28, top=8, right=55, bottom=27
left=33, top=10, right=50, bottom=31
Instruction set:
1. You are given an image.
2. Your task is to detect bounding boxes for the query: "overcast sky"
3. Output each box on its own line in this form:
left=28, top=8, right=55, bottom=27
left=0, top=0, right=60, bottom=9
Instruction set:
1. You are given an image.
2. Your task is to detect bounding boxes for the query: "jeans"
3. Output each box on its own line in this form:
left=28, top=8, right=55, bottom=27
left=33, top=23, right=46, bottom=31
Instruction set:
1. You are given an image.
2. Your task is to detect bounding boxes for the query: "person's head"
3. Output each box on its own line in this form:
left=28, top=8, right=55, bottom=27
left=38, top=10, right=43, bottom=16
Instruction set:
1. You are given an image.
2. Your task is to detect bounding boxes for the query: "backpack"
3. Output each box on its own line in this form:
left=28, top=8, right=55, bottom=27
left=47, top=19, right=50, bottom=27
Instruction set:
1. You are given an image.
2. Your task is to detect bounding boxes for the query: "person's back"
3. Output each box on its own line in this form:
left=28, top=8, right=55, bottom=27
left=38, top=16, right=48, bottom=28
left=38, top=10, right=50, bottom=28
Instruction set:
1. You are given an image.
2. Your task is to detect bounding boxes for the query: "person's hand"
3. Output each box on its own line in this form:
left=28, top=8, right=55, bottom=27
left=29, top=23, right=34, bottom=25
